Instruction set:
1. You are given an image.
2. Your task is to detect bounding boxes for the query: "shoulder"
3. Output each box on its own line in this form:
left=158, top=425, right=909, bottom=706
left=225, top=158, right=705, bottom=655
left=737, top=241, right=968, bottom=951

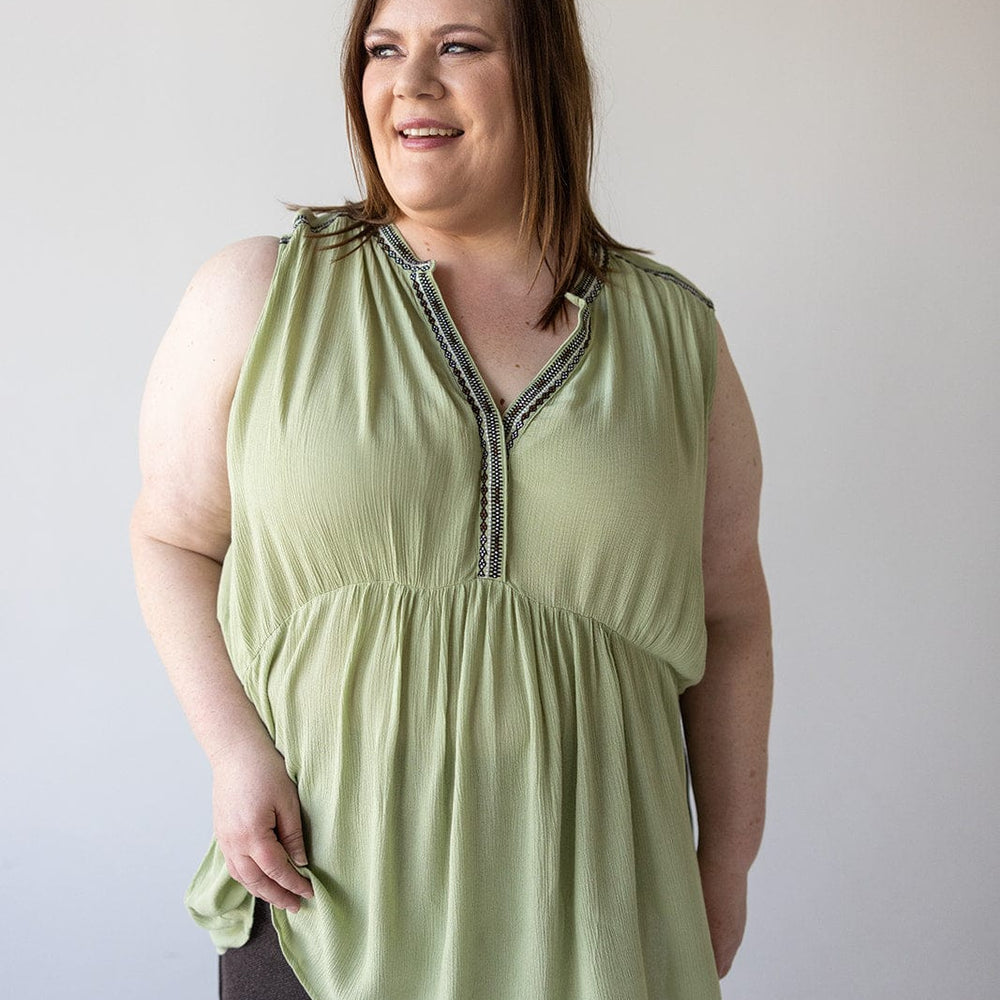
left=136, top=237, right=280, bottom=510
left=132, top=238, right=272, bottom=551
left=280, top=207, right=370, bottom=247
left=145, top=210, right=368, bottom=416
left=180, top=236, right=281, bottom=330
left=605, top=247, right=715, bottom=313
left=153, top=236, right=281, bottom=389
left=603, top=246, right=718, bottom=404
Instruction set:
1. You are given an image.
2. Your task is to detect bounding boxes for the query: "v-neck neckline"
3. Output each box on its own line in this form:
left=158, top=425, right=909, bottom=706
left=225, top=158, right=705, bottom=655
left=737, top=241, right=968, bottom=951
left=374, top=223, right=605, bottom=580
left=375, top=223, right=605, bottom=446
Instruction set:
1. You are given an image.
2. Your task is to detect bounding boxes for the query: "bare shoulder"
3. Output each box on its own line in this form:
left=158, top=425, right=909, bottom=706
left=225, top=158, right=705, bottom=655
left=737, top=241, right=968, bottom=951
left=702, top=320, right=765, bottom=620
left=146, top=236, right=280, bottom=403
left=170, top=236, right=280, bottom=365
left=132, top=237, right=280, bottom=559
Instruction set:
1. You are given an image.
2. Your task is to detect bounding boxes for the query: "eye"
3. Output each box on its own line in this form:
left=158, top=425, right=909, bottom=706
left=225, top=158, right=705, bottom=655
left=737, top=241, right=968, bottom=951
left=441, top=40, right=479, bottom=55
left=365, top=43, right=399, bottom=59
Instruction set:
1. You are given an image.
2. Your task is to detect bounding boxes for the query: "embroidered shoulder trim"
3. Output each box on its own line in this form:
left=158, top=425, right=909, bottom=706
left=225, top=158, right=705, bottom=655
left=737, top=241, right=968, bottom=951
left=280, top=212, right=345, bottom=245
left=611, top=252, right=715, bottom=311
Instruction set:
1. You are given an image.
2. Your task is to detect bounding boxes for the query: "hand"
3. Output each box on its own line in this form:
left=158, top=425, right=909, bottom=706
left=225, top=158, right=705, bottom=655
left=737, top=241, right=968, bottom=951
left=211, top=735, right=314, bottom=912
left=697, top=854, right=749, bottom=979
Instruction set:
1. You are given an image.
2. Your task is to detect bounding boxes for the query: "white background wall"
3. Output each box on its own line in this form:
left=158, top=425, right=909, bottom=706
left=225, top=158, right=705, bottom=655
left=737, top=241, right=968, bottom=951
left=1, top=1, right=996, bottom=997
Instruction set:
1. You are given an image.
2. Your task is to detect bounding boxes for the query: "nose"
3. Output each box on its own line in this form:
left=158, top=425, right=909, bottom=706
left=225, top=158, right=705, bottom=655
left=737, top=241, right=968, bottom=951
left=392, top=50, right=445, bottom=101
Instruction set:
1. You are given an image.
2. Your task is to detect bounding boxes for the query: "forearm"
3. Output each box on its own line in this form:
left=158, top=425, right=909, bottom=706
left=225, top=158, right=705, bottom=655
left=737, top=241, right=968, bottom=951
left=131, top=528, right=272, bottom=764
left=682, top=594, right=772, bottom=872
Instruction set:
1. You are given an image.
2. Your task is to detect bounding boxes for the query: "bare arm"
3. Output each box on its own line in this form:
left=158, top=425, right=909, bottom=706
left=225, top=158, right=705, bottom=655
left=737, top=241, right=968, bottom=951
left=681, top=321, right=773, bottom=977
left=131, top=237, right=312, bottom=911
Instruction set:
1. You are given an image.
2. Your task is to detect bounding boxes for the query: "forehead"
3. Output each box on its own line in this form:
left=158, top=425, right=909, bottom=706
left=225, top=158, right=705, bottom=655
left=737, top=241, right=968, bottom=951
left=367, top=0, right=507, bottom=32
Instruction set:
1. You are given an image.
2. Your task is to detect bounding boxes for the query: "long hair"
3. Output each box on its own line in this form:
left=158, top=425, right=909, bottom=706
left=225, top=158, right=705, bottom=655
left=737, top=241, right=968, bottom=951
left=316, top=0, right=629, bottom=329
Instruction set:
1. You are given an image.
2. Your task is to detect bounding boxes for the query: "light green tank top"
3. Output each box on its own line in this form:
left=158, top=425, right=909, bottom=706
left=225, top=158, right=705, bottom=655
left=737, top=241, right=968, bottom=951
left=186, top=211, right=721, bottom=999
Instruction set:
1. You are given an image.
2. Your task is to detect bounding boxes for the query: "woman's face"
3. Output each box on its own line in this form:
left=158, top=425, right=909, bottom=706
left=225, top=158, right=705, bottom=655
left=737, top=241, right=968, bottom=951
left=362, top=0, right=525, bottom=233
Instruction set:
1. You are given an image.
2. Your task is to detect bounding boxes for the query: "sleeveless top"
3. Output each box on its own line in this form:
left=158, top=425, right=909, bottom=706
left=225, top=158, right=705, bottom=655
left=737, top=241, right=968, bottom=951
left=186, top=211, right=722, bottom=1000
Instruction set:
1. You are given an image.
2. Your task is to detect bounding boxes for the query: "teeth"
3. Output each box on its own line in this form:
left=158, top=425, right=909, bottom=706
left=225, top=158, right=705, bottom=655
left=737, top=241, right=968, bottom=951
left=402, top=127, right=462, bottom=137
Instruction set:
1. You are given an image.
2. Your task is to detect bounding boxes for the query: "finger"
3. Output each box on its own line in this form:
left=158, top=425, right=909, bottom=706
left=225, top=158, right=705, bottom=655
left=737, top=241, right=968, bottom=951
left=274, top=800, right=309, bottom=868
left=225, top=855, right=294, bottom=909
left=227, top=854, right=305, bottom=912
left=252, top=838, right=314, bottom=899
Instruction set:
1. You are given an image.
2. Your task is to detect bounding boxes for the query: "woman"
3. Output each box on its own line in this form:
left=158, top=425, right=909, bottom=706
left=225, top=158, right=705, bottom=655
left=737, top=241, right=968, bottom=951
left=131, top=0, right=772, bottom=997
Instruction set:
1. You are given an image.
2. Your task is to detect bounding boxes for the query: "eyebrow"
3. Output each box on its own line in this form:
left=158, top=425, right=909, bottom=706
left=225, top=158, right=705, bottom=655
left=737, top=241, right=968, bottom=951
left=364, top=23, right=496, bottom=42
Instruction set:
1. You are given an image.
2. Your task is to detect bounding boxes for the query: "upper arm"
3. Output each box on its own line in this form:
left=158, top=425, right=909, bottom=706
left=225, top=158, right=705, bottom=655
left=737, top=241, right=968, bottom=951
left=702, top=320, right=766, bottom=625
left=131, top=236, right=280, bottom=562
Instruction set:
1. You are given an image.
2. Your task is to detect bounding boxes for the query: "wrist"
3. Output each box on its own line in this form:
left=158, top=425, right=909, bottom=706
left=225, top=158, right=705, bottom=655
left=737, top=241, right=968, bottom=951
left=205, top=725, right=275, bottom=768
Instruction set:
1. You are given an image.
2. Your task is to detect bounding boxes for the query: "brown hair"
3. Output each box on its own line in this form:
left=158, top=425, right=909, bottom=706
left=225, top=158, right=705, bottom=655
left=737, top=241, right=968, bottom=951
left=312, top=0, right=630, bottom=329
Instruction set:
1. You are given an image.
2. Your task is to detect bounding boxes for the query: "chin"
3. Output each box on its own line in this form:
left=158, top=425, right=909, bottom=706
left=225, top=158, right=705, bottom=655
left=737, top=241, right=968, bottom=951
left=388, top=189, right=468, bottom=222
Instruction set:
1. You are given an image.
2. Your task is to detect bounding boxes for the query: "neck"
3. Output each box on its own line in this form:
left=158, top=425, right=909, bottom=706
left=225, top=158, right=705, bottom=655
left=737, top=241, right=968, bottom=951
left=392, top=213, right=543, bottom=282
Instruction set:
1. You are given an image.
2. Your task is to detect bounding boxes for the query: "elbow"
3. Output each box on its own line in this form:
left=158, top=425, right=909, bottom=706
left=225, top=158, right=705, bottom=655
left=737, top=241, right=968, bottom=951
left=704, top=561, right=771, bottom=638
left=129, top=490, right=230, bottom=566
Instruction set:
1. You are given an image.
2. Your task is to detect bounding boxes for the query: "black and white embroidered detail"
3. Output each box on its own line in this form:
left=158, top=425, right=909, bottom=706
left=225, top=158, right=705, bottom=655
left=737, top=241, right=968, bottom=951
left=376, top=225, right=506, bottom=578
left=375, top=225, right=604, bottom=579
left=503, top=267, right=602, bottom=448
left=280, top=212, right=342, bottom=245
left=612, top=252, right=715, bottom=311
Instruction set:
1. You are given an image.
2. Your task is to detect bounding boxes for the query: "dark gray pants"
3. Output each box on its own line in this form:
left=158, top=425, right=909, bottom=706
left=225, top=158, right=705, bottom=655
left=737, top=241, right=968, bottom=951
left=218, top=902, right=311, bottom=1000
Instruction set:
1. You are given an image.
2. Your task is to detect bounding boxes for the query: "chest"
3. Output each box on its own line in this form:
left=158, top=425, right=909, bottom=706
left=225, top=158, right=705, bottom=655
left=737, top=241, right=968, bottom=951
left=436, top=285, right=578, bottom=414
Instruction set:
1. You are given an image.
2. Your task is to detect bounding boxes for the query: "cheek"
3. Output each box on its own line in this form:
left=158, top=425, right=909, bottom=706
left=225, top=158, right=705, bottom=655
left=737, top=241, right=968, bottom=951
left=361, top=73, right=384, bottom=129
left=490, top=95, right=522, bottom=154
left=480, top=75, right=518, bottom=138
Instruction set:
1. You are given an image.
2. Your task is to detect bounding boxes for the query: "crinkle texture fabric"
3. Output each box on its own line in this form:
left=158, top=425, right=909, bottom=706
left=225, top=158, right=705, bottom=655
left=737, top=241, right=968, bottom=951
left=186, top=211, right=721, bottom=999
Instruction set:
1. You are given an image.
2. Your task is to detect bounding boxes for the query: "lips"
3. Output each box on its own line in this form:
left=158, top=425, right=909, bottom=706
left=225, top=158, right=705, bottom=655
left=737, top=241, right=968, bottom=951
left=401, top=127, right=462, bottom=137
left=396, top=118, right=465, bottom=138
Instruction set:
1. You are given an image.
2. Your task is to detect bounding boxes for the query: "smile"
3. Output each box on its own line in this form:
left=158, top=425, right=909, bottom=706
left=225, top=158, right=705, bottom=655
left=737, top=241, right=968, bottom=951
left=400, top=127, right=463, bottom=137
